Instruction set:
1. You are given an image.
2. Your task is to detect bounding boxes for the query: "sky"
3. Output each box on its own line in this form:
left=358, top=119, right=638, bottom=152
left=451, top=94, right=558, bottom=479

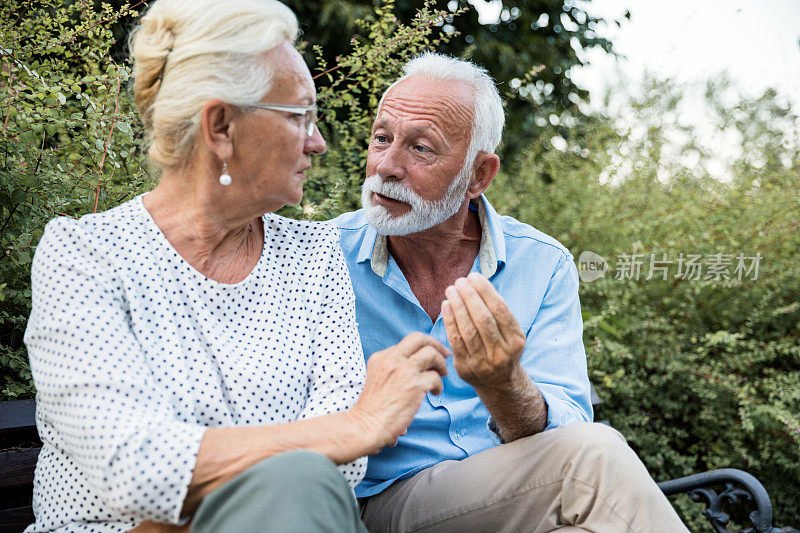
left=470, top=0, right=800, bottom=108
left=569, top=0, right=800, bottom=110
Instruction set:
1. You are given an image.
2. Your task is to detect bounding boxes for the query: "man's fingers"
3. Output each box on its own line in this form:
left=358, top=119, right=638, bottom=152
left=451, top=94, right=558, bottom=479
left=409, top=345, right=448, bottom=377
left=397, top=331, right=451, bottom=358
left=452, top=277, right=501, bottom=348
left=467, top=272, right=522, bottom=341
left=444, top=284, right=484, bottom=355
left=441, top=301, right=468, bottom=357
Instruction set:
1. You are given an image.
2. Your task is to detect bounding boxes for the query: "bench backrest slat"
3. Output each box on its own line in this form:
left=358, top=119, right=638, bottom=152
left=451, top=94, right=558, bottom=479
left=0, top=400, right=36, bottom=435
left=0, top=448, right=40, bottom=490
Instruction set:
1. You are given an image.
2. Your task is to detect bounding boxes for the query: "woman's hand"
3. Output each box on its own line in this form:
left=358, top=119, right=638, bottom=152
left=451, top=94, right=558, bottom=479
left=348, top=332, right=450, bottom=452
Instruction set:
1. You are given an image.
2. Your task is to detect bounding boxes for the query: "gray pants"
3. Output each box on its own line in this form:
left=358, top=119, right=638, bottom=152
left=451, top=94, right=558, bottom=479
left=191, top=450, right=367, bottom=533
left=359, top=423, right=688, bottom=533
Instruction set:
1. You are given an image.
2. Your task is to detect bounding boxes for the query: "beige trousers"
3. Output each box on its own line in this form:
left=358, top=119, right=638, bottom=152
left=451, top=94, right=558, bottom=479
left=360, top=422, right=688, bottom=533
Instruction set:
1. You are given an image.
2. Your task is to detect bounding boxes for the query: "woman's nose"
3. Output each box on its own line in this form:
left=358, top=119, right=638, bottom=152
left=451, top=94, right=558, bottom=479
left=305, top=125, right=327, bottom=156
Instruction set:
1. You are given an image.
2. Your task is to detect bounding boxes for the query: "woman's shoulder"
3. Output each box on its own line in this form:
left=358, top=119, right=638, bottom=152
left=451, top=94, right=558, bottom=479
left=44, top=196, right=143, bottom=235
left=35, top=197, right=148, bottom=269
left=262, top=213, right=340, bottom=251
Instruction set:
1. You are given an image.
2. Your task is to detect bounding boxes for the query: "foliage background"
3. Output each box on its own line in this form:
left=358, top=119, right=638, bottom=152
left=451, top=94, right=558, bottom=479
left=1, top=1, right=798, bottom=529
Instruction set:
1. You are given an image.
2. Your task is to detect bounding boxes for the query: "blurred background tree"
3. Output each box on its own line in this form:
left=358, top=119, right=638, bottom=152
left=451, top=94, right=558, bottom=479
left=1, top=0, right=149, bottom=399
left=489, top=76, right=800, bottom=528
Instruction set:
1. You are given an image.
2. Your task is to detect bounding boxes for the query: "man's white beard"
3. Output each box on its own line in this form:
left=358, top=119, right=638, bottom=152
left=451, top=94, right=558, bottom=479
left=361, top=163, right=472, bottom=236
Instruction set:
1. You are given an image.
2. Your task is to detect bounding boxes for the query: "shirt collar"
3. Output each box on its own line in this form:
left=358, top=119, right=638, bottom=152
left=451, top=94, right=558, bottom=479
left=358, top=194, right=507, bottom=279
left=356, top=223, right=379, bottom=265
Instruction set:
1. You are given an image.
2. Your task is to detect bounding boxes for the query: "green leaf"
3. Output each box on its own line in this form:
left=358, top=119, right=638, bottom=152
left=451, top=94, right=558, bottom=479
left=11, top=190, right=26, bottom=204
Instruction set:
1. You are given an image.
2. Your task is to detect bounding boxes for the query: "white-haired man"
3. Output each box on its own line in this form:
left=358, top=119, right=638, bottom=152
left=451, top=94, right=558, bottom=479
left=334, top=53, right=687, bottom=531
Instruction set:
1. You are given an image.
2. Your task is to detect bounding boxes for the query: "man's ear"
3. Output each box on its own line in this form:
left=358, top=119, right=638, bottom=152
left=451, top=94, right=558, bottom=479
left=200, top=99, right=237, bottom=162
left=466, top=152, right=500, bottom=199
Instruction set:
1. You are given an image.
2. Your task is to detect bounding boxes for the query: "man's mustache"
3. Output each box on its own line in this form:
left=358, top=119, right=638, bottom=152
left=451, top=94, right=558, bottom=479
left=363, top=175, right=421, bottom=206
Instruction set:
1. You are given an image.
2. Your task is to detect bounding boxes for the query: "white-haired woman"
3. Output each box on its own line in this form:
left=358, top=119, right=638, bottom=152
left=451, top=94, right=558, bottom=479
left=24, top=1, right=449, bottom=531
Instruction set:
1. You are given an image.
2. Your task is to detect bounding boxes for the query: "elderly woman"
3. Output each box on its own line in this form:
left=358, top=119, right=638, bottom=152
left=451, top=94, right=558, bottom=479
left=23, top=0, right=449, bottom=531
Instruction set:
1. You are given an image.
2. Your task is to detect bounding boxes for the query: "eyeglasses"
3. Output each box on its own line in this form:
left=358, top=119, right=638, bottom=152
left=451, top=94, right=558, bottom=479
left=247, top=102, right=318, bottom=137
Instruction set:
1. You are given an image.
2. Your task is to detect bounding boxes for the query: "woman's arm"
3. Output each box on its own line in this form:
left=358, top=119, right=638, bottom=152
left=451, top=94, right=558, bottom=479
left=26, top=219, right=206, bottom=524
left=183, top=331, right=450, bottom=514
left=295, top=230, right=368, bottom=484
left=184, top=412, right=365, bottom=514
left=135, top=328, right=449, bottom=531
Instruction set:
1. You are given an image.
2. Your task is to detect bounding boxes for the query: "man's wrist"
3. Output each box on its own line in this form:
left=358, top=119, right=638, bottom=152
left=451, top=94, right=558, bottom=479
left=472, top=364, right=530, bottom=399
left=475, top=366, right=548, bottom=441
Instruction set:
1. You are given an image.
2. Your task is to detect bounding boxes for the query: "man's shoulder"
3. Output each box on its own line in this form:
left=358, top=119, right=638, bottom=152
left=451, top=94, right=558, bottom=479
left=330, top=210, right=373, bottom=260
left=331, top=209, right=370, bottom=232
left=494, top=210, right=572, bottom=263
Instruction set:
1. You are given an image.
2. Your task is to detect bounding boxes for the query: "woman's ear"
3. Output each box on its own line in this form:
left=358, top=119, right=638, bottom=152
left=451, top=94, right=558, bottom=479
left=200, top=99, right=237, bottom=162
left=466, top=152, right=501, bottom=199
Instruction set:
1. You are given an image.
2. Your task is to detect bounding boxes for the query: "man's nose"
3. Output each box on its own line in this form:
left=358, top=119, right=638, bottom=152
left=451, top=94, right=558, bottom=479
left=374, top=142, right=404, bottom=181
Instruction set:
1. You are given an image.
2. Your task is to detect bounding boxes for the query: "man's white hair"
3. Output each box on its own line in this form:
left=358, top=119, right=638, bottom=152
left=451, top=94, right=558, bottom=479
left=378, top=52, right=505, bottom=171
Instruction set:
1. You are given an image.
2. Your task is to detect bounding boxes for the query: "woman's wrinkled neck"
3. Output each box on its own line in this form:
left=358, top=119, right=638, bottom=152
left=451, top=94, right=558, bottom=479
left=143, top=156, right=265, bottom=283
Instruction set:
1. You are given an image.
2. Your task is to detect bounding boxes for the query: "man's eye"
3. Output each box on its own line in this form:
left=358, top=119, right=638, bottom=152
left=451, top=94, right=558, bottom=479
left=413, top=144, right=429, bottom=153
left=375, top=135, right=388, bottom=143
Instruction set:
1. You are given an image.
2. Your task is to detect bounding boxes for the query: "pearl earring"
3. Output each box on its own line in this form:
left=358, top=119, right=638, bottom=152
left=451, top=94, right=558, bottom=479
left=219, top=160, right=232, bottom=186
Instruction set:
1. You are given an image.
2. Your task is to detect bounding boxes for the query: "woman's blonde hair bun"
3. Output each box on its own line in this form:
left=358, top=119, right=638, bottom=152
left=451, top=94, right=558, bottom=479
left=129, top=0, right=298, bottom=168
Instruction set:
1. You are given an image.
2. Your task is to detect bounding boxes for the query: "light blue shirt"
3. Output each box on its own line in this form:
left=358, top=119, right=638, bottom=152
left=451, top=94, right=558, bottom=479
left=333, top=195, right=593, bottom=498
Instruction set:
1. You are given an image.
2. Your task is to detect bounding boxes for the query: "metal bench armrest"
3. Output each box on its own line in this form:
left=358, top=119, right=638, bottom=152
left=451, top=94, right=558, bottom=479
left=658, top=468, right=798, bottom=533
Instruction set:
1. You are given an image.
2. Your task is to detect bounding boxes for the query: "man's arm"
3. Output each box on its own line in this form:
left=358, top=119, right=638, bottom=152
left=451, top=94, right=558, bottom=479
left=442, top=273, right=546, bottom=441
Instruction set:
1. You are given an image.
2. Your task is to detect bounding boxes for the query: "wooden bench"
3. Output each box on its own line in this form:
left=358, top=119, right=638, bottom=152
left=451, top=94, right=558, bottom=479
left=1, top=398, right=797, bottom=533
left=0, top=399, right=39, bottom=533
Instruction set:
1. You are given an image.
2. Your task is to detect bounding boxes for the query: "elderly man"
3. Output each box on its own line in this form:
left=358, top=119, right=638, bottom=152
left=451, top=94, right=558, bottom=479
left=334, top=53, right=687, bottom=532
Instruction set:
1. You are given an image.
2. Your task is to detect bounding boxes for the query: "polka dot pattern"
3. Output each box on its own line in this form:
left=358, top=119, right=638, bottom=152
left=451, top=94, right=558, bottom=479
left=24, top=196, right=367, bottom=532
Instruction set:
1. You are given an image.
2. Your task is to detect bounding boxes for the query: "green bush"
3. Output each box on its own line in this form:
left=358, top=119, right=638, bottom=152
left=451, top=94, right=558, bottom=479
left=1, top=0, right=151, bottom=398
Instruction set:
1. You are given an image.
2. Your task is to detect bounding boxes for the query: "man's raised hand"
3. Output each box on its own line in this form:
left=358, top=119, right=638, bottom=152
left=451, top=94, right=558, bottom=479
left=441, top=272, right=526, bottom=390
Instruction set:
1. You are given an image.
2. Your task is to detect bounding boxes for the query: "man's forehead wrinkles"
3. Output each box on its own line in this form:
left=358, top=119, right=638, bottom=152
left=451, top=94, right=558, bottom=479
left=380, top=100, right=472, bottom=132
left=385, top=94, right=472, bottom=118
left=376, top=112, right=454, bottom=139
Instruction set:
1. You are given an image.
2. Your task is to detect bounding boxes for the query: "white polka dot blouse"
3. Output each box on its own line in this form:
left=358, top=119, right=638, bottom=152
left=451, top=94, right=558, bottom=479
left=23, top=196, right=367, bottom=532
